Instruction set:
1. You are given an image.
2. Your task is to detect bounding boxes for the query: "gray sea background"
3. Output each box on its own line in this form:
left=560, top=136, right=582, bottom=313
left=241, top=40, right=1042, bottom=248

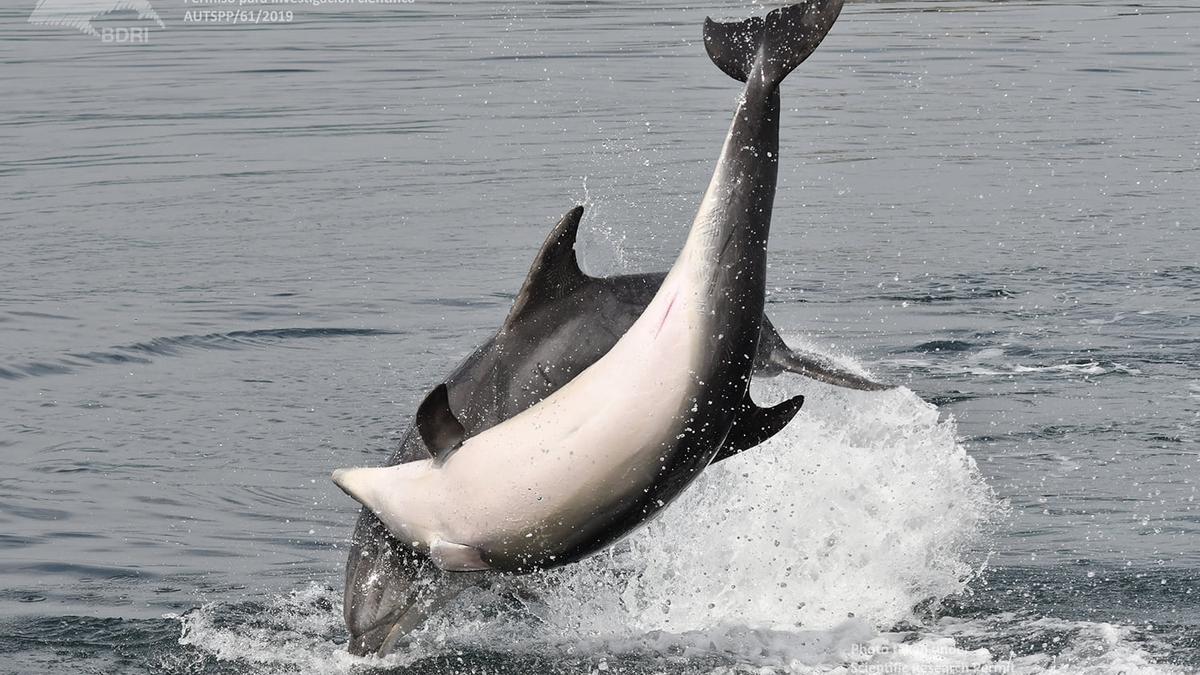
left=0, top=0, right=1197, bottom=672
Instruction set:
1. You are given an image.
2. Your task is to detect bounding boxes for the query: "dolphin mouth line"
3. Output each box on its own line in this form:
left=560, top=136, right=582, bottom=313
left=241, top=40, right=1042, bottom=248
left=344, top=597, right=412, bottom=657
left=362, top=610, right=404, bottom=643
left=376, top=617, right=411, bottom=657
left=347, top=613, right=405, bottom=658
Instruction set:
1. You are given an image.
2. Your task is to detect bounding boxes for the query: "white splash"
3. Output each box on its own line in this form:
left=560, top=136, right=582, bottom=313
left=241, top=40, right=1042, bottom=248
left=429, top=375, right=1000, bottom=646
left=174, top=370, right=1189, bottom=674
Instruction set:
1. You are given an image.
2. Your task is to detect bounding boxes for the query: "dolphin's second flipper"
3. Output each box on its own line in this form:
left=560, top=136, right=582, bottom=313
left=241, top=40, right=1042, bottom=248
left=429, top=539, right=491, bottom=572
left=753, top=316, right=894, bottom=391
left=712, top=393, right=805, bottom=464
left=768, top=346, right=893, bottom=392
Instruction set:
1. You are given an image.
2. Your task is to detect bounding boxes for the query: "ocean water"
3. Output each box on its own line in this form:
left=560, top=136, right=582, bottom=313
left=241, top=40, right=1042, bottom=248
left=1, top=0, right=1197, bottom=673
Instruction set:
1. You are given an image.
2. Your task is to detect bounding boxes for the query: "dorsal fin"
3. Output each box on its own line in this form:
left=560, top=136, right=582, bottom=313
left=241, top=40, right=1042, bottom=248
left=505, top=205, right=588, bottom=324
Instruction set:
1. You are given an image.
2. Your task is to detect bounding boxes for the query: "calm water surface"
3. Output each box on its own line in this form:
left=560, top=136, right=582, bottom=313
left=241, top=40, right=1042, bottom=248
left=0, top=0, right=1197, bottom=672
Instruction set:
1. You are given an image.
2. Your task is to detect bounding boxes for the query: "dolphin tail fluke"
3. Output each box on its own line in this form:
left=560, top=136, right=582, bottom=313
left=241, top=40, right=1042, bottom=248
left=703, top=0, right=844, bottom=86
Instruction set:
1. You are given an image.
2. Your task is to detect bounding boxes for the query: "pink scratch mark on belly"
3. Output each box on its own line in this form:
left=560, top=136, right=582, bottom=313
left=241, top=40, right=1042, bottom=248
left=655, top=290, right=679, bottom=338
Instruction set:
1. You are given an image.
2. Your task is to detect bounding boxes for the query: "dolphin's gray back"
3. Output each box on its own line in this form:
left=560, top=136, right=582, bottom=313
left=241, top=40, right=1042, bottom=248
left=444, top=272, right=662, bottom=436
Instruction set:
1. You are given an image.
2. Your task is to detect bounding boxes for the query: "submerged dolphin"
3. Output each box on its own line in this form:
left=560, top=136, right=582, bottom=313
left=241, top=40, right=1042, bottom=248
left=337, top=0, right=849, bottom=654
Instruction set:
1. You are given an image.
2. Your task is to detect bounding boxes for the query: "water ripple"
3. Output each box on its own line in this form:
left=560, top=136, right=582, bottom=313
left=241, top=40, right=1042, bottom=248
left=0, top=327, right=400, bottom=381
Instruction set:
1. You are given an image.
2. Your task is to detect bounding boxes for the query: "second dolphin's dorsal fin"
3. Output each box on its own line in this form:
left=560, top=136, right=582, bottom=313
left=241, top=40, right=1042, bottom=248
left=416, top=383, right=466, bottom=459
left=505, top=205, right=588, bottom=325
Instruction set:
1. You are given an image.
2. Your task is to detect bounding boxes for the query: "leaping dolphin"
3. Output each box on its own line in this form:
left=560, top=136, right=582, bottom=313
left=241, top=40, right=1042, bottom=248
left=343, top=205, right=889, bottom=656
left=336, top=0, right=848, bottom=654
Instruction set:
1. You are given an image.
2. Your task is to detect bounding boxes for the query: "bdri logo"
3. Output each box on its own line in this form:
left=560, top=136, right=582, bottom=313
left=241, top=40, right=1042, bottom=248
left=29, top=0, right=164, bottom=41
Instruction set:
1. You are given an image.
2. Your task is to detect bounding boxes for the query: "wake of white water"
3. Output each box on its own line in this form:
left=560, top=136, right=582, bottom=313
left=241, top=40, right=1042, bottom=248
left=484, top=376, right=999, bottom=639
left=175, top=356, right=1025, bottom=673
left=172, top=365, right=1188, bottom=673
left=176, top=585, right=1189, bottom=675
left=884, top=348, right=1144, bottom=380
left=402, top=373, right=999, bottom=653
left=935, top=614, right=1190, bottom=675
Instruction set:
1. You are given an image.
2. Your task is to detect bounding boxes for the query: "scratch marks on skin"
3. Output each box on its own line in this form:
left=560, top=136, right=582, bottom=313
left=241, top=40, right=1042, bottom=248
left=655, top=289, right=679, bottom=338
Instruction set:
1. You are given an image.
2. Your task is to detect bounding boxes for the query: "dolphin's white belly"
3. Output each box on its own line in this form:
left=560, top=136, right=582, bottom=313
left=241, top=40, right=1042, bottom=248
left=434, top=274, right=704, bottom=546
left=331, top=251, right=725, bottom=565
